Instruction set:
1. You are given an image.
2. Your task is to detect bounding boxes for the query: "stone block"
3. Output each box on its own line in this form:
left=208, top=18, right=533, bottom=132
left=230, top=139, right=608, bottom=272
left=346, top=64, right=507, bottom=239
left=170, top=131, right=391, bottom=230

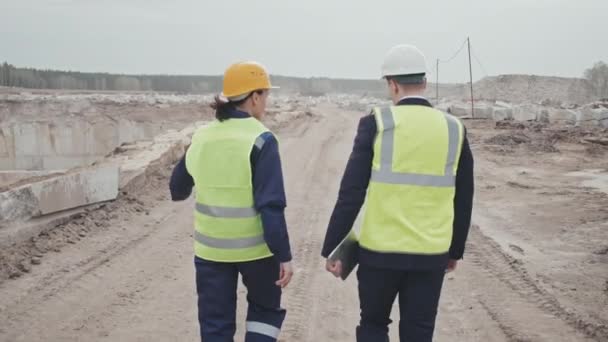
left=495, top=101, right=512, bottom=108
left=577, top=108, right=601, bottom=127
left=492, top=107, right=513, bottom=121
left=448, top=104, right=469, bottom=117
left=512, top=105, right=539, bottom=121
left=473, top=105, right=493, bottom=119
left=547, top=109, right=578, bottom=125
left=0, top=166, right=119, bottom=223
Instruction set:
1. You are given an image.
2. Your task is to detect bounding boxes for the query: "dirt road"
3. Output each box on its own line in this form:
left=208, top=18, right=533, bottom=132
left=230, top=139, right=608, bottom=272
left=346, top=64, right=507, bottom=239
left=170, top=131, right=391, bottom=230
left=0, top=106, right=606, bottom=341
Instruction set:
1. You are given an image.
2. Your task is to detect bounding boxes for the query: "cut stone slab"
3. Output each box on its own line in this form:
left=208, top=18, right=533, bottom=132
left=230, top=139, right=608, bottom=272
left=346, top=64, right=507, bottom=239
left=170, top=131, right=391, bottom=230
left=492, top=107, right=514, bottom=121
left=0, top=166, right=119, bottom=223
left=0, top=170, right=64, bottom=189
left=447, top=103, right=493, bottom=119
left=0, top=205, right=90, bottom=249
left=512, top=105, right=539, bottom=121
left=495, top=101, right=512, bottom=108
left=547, top=109, right=578, bottom=125
left=448, top=104, right=469, bottom=117
left=473, top=105, right=493, bottom=119
left=577, top=109, right=600, bottom=128
left=577, top=107, right=608, bottom=127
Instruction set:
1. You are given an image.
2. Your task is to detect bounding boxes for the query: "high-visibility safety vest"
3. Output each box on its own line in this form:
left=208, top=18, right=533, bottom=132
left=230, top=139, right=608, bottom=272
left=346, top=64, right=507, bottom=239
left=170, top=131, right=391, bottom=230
left=360, top=105, right=464, bottom=255
left=185, top=117, right=273, bottom=262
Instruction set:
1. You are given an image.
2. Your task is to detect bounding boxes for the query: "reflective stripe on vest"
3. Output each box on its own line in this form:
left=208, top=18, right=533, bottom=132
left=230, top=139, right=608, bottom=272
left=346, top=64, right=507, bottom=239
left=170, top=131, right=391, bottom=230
left=195, top=203, right=258, bottom=218
left=246, top=321, right=281, bottom=339
left=194, top=230, right=266, bottom=249
left=254, top=135, right=266, bottom=150
left=371, top=106, right=461, bottom=187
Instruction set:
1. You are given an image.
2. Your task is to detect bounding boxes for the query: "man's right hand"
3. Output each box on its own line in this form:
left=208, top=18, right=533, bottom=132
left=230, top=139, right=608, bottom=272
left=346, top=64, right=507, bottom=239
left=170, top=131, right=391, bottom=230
left=446, top=259, right=458, bottom=273
left=325, top=259, right=343, bottom=278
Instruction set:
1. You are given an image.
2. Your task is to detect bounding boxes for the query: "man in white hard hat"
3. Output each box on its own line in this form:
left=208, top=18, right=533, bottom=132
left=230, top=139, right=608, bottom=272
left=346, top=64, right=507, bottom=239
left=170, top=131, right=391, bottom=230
left=322, top=44, right=474, bottom=341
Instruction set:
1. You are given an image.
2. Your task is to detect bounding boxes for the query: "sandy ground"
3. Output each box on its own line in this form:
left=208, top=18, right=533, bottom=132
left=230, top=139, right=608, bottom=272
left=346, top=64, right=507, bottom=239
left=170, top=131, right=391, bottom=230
left=0, top=105, right=607, bottom=341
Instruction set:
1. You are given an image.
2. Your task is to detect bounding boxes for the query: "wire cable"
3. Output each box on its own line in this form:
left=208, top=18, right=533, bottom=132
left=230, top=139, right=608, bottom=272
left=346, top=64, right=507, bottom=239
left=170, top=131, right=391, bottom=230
left=470, top=44, right=489, bottom=77
left=438, top=39, right=468, bottom=64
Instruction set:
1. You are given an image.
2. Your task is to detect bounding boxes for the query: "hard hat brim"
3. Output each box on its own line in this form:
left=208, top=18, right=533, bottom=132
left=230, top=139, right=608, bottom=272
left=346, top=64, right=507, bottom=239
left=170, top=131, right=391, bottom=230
left=221, top=86, right=280, bottom=101
left=387, top=74, right=426, bottom=85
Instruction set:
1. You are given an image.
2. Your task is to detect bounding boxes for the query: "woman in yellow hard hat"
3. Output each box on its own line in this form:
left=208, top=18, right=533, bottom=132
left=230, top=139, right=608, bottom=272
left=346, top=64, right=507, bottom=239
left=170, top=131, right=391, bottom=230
left=169, top=61, right=293, bottom=341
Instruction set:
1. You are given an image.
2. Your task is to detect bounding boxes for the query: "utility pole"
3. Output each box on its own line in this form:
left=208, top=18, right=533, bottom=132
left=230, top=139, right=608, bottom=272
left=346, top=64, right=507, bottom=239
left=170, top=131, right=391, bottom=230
left=467, top=37, right=475, bottom=118
left=436, top=59, right=439, bottom=105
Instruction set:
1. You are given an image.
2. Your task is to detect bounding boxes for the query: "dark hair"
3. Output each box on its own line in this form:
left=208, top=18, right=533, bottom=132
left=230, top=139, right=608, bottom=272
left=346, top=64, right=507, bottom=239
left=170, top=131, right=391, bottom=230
left=210, top=90, right=265, bottom=122
left=386, top=73, right=426, bottom=85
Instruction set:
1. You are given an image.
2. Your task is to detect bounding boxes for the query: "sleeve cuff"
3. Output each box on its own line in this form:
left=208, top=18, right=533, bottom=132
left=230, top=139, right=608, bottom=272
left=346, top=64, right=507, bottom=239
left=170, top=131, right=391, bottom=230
left=449, top=250, right=464, bottom=260
left=275, top=250, right=292, bottom=263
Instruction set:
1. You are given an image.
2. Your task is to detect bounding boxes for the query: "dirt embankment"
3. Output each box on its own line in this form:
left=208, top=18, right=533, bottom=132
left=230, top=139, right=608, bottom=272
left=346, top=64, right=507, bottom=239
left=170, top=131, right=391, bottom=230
left=484, top=119, right=608, bottom=154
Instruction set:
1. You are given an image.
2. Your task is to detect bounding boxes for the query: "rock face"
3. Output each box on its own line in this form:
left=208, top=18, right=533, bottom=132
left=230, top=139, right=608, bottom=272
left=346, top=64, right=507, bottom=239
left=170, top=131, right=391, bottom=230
left=0, top=93, right=214, bottom=171
left=474, top=74, right=595, bottom=104
left=0, top=119, right=170, bottom=171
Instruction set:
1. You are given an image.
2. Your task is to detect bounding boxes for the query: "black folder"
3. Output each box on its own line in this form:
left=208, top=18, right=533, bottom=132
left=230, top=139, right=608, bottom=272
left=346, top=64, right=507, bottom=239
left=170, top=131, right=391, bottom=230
left=328, top=230, right=359, bottom=280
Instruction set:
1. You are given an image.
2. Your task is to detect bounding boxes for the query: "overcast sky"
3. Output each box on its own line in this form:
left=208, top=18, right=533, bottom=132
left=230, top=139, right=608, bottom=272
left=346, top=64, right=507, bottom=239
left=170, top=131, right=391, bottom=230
left=1, top=0, right=607, bottom=82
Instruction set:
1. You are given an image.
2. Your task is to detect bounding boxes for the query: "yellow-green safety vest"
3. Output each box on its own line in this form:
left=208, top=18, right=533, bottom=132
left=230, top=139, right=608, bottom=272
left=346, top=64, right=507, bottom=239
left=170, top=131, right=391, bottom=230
left=185, top=117, right=273, bottom=262
left=360, top=105, right=464, bottom=255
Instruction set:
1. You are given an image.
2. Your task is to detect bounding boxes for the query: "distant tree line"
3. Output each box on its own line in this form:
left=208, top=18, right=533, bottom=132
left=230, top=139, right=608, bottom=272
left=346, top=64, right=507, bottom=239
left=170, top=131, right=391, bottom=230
left=0, top=62, right=223, bottom=93
left=584, top=61, right=608, bottom=100
left=0, top=62, right=388, bottom=95
left=4, top=61, right=607, bottom=99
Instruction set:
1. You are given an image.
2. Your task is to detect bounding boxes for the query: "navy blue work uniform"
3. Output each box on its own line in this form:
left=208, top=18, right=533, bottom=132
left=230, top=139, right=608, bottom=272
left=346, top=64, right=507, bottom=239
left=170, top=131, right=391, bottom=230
left=170, top=108, right=292, bottom=342
left=321, top=97, right=475, bottom=342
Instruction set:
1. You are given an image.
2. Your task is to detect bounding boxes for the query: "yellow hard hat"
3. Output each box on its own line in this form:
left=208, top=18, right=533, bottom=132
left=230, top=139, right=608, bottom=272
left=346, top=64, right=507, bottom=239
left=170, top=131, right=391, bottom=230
left=221, top=61, right=278, bottom=100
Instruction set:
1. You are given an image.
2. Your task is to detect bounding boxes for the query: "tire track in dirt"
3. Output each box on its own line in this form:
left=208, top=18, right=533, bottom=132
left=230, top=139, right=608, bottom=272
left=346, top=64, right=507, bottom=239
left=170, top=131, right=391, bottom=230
left=466, top=224, right=607, bottom=341
left=5, top=205, right=177, bottom=309
left=279, top=110, right=351, bottom=341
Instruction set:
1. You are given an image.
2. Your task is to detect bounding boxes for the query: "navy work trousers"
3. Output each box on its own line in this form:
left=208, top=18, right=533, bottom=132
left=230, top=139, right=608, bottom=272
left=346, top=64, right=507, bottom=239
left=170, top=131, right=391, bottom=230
left=195, top=256, right=286, bottom=342
left=356, top=263, right=446, bottom=342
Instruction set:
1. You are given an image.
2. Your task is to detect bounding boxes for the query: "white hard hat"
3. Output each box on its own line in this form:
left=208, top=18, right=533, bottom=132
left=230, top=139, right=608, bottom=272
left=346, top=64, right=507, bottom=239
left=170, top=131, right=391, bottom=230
left=381, top=44, right=427, bottom=78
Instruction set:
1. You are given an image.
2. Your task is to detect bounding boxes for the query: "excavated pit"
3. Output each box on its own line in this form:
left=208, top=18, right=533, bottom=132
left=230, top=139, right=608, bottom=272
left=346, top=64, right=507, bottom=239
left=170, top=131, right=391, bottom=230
left=0, top=92, right=214, bottom=189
